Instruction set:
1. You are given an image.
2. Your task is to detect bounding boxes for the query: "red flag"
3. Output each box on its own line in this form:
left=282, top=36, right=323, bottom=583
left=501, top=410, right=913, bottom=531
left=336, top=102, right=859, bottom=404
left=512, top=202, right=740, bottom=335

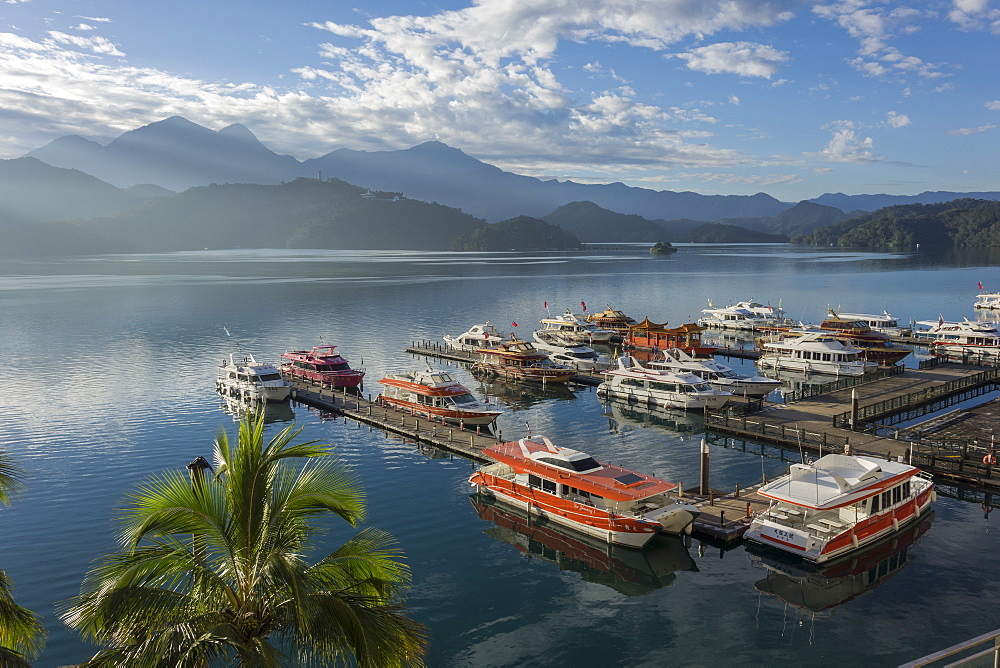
left=979, top=282, right=984, bottom=290
left=544, top=301, right=548, bottom=308
left=511, top=322, right=518, bottom=327
left=581, top=301, right=587, bottom=312
left=483, top=331, right=489, bottom=339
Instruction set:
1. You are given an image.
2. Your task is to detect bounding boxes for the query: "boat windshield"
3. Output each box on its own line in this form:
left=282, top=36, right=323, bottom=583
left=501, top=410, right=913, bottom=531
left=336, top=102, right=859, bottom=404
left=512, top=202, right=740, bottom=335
left=449, top=394, right=477, bottom=405
left=256, top=373, right=282, bottom=382
left=320, top=363, right=351, bottom=372
left=535, top=455, right=602, bottom=472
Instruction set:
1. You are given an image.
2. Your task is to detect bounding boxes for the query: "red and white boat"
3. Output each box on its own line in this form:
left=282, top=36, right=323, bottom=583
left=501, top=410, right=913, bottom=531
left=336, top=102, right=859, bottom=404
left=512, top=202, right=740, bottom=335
left=378, top=367, right=503, bottom=426
left=280, top=344, right=364, bottom=389
left=744, top=453, right=934, bottom=563
left=469, top=436, right=700, bottom=548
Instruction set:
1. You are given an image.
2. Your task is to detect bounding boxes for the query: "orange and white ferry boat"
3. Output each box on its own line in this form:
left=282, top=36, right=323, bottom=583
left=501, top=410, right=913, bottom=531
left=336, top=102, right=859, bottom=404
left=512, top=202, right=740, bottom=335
left=470, top=436, right=700, bottom=547
left=378, top=367, right=503, bottom=426
left=744, top=453, right=934, bottom=564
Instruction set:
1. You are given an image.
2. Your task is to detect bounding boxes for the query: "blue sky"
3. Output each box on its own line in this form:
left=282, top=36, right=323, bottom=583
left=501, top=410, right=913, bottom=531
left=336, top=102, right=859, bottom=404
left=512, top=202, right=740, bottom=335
left=0, top=0, right=998, bottom=202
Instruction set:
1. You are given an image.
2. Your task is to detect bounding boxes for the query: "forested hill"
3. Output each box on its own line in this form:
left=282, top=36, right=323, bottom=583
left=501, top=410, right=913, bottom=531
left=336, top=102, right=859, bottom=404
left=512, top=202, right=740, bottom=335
left=452, top=216, right=581, bottom=251
left=3, top=178, right=485, bottom=257
left=793, top=198, right=1000, bottom=248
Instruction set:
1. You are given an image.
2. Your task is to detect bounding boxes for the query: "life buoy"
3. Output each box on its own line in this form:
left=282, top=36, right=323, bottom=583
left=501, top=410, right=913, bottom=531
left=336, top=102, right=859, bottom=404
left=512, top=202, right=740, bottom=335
left=984, top=453, right=997, bottom=466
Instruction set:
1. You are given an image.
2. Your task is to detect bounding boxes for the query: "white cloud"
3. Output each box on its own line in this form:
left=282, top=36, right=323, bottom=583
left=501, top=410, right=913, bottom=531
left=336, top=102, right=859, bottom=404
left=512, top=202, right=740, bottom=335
left=728, top=94, right=741, bottom=105
left=47, top=31, right=124, bottom=56
left=673, top=41, right=789, bottom=78
left=71, top=24, right=96, bottom=32
left=813, top=1, right=945, bottom=80
left=947, top=124, right=996, bottom=135
left=949, top=0, right=1000, bottom=32
left=814, top=119, right=878, bottom=162
left=885, top=110, right=910, bottom=128
left=986, top=100, right=1000, bottom=110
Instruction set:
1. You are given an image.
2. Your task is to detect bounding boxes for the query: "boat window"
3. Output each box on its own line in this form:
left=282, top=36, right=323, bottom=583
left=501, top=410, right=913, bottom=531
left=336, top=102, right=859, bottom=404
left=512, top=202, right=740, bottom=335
left=882, top=490, right=892, bottom=508
left=903, top=480, right=911, bottom=498
left=437, top=373, right=454, bottom=382
left=822, top=354, right=831, bottom=361
left=871, top=494, right=880, bottom=513
left=540, top=478, right=556, bottom=493
left=257, top=373, right=282, bottom=382
left=892, top=485, right=902, bottom=504
left=536, top=456, right=601, bottom=473
left=623, top=377, right=645, bottom=388
left=451, top=394, right=476, bottom=405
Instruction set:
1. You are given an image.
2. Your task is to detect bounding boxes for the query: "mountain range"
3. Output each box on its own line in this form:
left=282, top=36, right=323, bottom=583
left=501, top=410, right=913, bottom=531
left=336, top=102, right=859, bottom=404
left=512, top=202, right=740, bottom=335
left=25, top=116, right=1000, bottom=223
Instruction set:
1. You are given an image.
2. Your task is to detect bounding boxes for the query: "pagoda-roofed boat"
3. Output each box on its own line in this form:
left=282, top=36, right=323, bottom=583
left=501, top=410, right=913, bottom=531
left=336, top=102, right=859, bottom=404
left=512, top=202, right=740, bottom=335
left=473, top=339, right=575, bottom=384
left=280, top=344, right=364, bottom=389
left=469, top=435, right=700, bottom=547
left=585, top=306, right=636, bottom=340
left=378, top=367, right=503, bottom=426
left=624, top=319, right=716, bottom=356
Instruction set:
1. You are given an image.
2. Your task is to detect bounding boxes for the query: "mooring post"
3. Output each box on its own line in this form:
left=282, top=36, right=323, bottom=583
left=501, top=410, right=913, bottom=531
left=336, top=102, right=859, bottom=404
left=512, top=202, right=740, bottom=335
left=851, top=388, right=859, bottom=432
left=699, top=439, right=710, bottom=496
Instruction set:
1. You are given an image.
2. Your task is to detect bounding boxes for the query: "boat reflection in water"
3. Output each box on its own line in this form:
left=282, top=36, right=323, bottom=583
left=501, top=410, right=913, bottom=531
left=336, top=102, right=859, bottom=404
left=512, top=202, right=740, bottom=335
left=219, top=394, right=296, bottom=424
left=602, top=398, right=706, bottom=436
left=470, top=493, right=697, bottom=596
left=748, top=512, right=934, bottom=614
left=472, top=377, right=579, bottom=411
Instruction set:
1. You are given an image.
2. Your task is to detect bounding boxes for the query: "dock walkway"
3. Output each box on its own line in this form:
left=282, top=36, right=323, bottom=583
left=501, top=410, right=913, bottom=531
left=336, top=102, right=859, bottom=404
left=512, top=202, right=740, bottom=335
left=706, top=362, right=1000, bottom=488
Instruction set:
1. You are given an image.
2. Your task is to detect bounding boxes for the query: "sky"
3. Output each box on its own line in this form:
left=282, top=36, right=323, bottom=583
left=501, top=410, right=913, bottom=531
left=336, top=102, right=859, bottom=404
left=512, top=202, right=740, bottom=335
left=0, top=0, right=998, bottom=201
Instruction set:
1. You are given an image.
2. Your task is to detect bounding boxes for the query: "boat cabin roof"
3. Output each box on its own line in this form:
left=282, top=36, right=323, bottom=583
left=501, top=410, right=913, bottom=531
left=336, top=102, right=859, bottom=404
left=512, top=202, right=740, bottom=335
left=484, top=437, right=677, bottom=502
left=379, top=369, right=470, bottom=395
left=758, top=454, right=917, bottom=509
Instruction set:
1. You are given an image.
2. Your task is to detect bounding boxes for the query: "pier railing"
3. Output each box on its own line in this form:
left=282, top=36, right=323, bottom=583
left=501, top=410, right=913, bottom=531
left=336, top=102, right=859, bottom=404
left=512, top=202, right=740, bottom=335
left=705, top=412, right=849, bottom=452
left=831, top=367, right=1000, bottom=429
left=781, top=364, right=904, bottom=404
left=900, top=626, right=1000, bottom=667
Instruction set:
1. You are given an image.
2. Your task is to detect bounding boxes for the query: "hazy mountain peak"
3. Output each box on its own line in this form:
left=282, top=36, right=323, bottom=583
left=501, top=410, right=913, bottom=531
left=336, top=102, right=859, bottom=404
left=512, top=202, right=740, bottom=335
left=218, top=123, right=259, bottom=143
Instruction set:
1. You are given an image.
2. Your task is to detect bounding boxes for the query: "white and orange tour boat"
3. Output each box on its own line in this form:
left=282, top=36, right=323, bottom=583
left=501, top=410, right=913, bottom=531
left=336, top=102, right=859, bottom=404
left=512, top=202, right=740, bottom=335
left=280, top=344, right=364, bottom=389
left=378, top=367, right=503, bottom=426
left=744, top=453, right=934, bottom=563
left=469, top=435, right=700, bottom=547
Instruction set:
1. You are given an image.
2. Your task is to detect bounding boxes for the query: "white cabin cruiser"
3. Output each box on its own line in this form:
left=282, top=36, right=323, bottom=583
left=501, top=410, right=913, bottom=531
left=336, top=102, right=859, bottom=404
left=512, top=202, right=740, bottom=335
left=217, top=352, right=293, bottom=403
left=538, top=310, right=616, bottom=344
left=699, top=299, right=790, bottom=331
left=597, top=356, right=731, bottom=410
left=444, top=322, right=512, bottom=352
left=647, top=348, right=781, bottom=397
left=975, top=291, right=1000, bottom=310
left=531, top=330, right=611, bottom=371
left=913, top=318, right=1000, bottom=360
left=756, top=332, right=877, bottom=376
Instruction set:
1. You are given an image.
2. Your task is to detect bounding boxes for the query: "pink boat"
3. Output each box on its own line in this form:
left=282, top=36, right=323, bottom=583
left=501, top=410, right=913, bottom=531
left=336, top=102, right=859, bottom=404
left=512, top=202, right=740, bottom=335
left=280, top=344, right=364, bottom=389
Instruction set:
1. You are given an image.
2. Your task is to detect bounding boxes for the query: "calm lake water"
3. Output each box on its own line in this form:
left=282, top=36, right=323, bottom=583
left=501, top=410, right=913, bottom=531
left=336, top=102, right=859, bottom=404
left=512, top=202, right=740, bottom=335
left=2, top=244, right=999, bottom=666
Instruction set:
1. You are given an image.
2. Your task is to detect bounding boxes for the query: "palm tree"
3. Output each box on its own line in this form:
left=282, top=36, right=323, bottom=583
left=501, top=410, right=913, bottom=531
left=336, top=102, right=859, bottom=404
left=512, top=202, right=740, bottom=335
left=0, top=450, right=46, bottom=666
left=62, top=415, right=427, bottom=666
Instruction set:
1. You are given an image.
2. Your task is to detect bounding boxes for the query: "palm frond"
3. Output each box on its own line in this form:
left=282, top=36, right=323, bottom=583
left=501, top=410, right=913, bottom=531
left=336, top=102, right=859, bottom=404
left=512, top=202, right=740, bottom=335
left=0, top=570, right=46, bottom=662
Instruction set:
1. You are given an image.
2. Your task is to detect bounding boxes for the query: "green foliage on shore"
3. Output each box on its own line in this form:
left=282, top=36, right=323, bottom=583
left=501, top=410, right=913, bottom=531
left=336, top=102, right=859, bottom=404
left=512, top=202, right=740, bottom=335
left=650, top=241, right=678, bottom=254
left=452, top=215, right=582, bottom=251
left=795, top=198, right=1000, bottom=248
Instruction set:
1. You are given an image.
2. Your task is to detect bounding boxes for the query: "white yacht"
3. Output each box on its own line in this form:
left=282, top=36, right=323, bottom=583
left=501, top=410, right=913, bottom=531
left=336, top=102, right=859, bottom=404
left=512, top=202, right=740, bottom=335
left=975, top=292, right=1000, bottom=310
left=538, top=310, right=616, bottom=344
left=216, top=352, right=293, bottom=403
left=756, top=332, right=877, bottom=376
left=444, top=322, right=512, bottom=352
left=913, top=318, right=1000, bottom=360
left=531, top=330, right=611, bottom=371
left=835, top=310, right=911, bottom=337
left=699, top=299, right=790, bottom=331
left=647, top=348, right=782, bottom=398
left=597, top=356, right=731, bottom=410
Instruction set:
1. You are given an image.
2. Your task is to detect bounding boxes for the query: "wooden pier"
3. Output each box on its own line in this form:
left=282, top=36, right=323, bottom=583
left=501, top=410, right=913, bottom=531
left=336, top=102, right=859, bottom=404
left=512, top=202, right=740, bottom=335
left=706, top=362, right=1000, bottom=489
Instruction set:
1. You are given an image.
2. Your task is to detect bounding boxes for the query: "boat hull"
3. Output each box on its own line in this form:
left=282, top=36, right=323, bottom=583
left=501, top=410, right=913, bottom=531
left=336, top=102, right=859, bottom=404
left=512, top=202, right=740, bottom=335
left=470, top=472, right=697, bottom=548
left=281, top=367, right=364, bottom=389
left=756, top=356, right=872, bottom=376
left=216, top=381, right=292, bottom=403
left=596, top=384, right=730, bottom=410
left=473, top=363, right=575, bottom=384
left=378, top=396, right=500, bottom=425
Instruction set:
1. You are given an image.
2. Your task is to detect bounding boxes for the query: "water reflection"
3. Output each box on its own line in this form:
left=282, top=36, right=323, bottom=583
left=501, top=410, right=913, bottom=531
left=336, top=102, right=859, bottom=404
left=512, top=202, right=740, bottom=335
left=218, top=394, right=296, bottom=424
left=470, top=494, right=697, bottom=596
left=473, top=377, right=580, bottom=411
left=602, top=399, right=706, bottom=436
left=748, top=512, right=934, bottom=614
